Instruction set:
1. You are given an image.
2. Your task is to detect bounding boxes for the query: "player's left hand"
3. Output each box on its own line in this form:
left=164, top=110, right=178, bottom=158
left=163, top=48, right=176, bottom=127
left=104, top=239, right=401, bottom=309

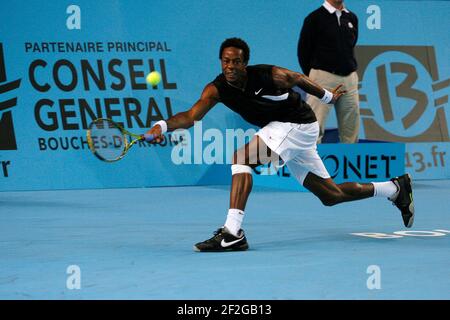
left=330, top=84, right=347, bottom=104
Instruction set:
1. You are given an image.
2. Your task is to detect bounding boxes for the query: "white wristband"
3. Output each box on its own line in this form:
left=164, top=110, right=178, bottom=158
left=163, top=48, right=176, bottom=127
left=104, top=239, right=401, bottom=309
left=320, top=89, right=333, bottom=104
left=154, top=120, right=168, bottom=134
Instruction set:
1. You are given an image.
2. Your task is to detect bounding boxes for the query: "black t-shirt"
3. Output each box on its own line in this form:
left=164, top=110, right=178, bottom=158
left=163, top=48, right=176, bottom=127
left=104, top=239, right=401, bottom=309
left=212, top=64, right=316, bottom=128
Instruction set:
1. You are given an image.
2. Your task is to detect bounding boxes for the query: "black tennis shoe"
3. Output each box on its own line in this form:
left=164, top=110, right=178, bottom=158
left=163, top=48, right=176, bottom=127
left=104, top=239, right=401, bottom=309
left=389, top=173, right=415, bottom=228
left=194, top=227, right=249, bottom=252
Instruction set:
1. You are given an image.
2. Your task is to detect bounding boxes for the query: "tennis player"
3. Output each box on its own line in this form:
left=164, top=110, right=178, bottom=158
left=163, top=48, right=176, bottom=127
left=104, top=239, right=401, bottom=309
left=146, top=38, right=414, bottom=252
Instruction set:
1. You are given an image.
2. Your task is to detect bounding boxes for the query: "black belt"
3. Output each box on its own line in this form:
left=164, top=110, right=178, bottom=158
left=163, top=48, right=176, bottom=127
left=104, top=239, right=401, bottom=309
left=328, top=69, right=352, bottom=76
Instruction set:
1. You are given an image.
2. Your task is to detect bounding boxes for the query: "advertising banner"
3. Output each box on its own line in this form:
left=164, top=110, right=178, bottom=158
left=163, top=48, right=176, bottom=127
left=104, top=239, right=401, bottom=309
left=0, top=1, right=448, bottom=191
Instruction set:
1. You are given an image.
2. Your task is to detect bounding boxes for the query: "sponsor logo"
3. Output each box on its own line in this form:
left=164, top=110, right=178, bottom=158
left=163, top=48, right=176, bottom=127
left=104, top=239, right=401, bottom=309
left=254, top=143, right=403, bottom=182
left=0, top=43, right=21, bottom=150
left=322, top=152, right=397, bottom=179
left=356, top=46, right=449, bottom=142
left=221, top=237, right=244, bottom=248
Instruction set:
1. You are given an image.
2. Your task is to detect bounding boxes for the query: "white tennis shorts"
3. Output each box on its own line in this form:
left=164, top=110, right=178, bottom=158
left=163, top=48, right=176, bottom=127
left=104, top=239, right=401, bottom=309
left=255, top=121, right=330, bottom=185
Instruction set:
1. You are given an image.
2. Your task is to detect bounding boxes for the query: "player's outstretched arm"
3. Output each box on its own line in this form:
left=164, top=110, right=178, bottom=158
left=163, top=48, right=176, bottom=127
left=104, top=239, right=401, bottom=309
left=272, top=66, right=346, bottom=104
left=145, top=83, right=219, bottom=143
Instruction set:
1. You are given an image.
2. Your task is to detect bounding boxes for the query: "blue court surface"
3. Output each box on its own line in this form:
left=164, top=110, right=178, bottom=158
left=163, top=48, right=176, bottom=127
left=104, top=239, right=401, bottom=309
left=1, top=180, right=449, bottom=300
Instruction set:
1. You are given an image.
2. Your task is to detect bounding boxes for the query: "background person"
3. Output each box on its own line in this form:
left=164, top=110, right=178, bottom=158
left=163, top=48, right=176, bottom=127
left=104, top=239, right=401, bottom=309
left=298, top=0, right=360, bottom=143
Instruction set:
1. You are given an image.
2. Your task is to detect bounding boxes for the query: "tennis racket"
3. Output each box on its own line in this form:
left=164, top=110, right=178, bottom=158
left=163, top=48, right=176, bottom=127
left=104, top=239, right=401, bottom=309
left=86, top=118, right=155, bottom=162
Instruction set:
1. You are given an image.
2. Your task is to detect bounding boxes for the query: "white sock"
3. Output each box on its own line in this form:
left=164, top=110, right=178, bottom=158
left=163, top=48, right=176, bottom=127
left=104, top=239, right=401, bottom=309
left=224, top=209, right=244, bottom=237
left=372, top=181, right=398, bottom=198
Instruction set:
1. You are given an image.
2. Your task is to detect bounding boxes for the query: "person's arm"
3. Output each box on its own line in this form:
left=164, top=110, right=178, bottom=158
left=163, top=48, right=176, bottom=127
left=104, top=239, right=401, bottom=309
left=297, top=15, right=314, bottom=76
left=353, top=14, right=359, bottom=47
left=146, top=83, right=219, bottom=143
left=272, top=66, right=345, bottom=103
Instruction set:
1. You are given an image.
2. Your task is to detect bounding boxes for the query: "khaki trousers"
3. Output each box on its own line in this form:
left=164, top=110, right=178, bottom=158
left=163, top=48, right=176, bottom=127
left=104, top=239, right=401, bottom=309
left=306, top=68, right=360, bottom=143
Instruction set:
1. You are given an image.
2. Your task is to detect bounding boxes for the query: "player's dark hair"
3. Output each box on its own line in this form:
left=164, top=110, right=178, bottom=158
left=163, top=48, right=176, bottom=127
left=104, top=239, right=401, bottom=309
left=219, top=38, right=250, bottom=63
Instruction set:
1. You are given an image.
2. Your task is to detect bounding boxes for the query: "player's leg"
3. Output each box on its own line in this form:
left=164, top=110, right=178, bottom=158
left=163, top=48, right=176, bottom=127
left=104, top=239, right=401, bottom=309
left=288, top=154, right=414, bottom=227
left=302, top=172, right=375, bottom=206
left=194, top=136, right=276, bottom=252
left=334, top=71, right=360, bottom=143
left=303, top=172, right=414, bottom=227
left=229, top=136, right=272, bottom=210
left=285, top=150, right=374, bottom=205
left=283, top=120, right=414, bottom=227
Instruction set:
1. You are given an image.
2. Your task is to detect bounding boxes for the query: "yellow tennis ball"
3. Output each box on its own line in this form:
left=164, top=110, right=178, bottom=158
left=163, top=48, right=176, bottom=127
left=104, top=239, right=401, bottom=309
left=146, top=71, right=161, bottom=86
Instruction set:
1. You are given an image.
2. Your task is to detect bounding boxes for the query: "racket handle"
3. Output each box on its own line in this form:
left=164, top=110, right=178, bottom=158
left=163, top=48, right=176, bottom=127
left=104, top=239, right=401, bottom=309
left=142, top=133, right=156, bottom=142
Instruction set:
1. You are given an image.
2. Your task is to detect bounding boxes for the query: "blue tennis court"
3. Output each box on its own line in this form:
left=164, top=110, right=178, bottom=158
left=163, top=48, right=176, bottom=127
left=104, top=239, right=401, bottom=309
left=1, top=0, right=449, bottom=304
left=1, top=180, right=449, bottom=300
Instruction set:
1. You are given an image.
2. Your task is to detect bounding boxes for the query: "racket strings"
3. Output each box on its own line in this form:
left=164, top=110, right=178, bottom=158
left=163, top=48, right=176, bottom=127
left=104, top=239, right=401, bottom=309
left=88, top=119, right=128, bottom=161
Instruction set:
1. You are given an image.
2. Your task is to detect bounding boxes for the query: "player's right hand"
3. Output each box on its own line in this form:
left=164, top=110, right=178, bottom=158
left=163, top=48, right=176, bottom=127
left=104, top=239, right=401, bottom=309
left=146, top=125, right=165, bottom=144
